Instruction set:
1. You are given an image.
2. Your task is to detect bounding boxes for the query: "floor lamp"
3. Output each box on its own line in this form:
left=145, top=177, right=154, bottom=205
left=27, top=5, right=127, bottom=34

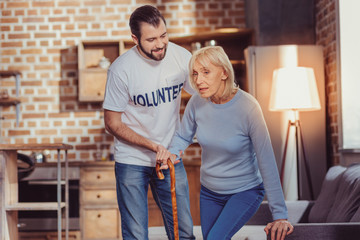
left=269, top=67, right=321, bottom=200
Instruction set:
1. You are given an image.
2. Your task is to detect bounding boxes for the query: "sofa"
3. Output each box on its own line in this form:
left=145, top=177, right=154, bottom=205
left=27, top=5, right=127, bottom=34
left=149, top=163, right=360, bottom=240
left=246, top=163, right=360, bottom=240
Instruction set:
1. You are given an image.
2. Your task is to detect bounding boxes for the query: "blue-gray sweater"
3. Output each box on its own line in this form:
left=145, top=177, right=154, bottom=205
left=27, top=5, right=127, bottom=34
left=168, top=89, right=288, bottom=220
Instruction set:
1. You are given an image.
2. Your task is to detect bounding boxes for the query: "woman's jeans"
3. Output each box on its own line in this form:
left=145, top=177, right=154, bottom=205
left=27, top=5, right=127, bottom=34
left=115, top=161, right=195, bottom=240
left=200, top=183, right=265, bottom=240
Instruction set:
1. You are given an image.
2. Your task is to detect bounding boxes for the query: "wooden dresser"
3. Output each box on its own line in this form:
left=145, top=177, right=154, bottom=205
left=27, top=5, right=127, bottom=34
left=79, top=161, right=121, bottom=240
left=80, top=159, right=201, bottom=238
left=15, top=158, right=200, bottom=239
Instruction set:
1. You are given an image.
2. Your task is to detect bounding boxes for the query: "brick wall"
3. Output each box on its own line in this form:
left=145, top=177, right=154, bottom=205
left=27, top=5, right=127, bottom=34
left=0, top=0, right=245, bottom=162
left=315, top=0, right=339, bottom=165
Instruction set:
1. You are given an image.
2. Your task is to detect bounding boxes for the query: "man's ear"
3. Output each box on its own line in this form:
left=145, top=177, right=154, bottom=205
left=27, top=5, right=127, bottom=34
left=131, top=34, right=139, bottom=45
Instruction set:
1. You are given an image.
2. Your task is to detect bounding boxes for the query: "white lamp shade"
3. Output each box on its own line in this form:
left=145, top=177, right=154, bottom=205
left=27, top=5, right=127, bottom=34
left=269, top=67, right=321, bottom=111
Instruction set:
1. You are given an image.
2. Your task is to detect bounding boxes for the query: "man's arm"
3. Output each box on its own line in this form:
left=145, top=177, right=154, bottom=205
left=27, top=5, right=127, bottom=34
left=104, top=109, right=164, bottom=153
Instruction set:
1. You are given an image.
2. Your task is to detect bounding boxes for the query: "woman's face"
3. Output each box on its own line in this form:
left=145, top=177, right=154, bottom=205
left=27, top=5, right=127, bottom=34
left=192, top=59, right=228, bottom=99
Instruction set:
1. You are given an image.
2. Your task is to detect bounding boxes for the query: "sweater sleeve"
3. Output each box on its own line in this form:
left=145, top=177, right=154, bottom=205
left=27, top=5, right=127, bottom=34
left=247, top=101, right=288, bottom=221
left=168, top=96, right=198, bottom=157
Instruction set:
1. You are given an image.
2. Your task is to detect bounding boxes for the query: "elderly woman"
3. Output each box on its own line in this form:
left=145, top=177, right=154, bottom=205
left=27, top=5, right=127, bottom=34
left=157, top=46, right=294, bottom=240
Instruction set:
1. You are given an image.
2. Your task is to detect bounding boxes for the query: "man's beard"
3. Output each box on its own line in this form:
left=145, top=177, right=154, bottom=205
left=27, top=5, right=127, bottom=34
left=138, top=41, right=167, bottom=61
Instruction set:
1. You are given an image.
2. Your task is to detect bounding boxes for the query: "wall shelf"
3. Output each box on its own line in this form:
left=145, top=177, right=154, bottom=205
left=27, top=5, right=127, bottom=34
left=6, top=202, right=66, bottom=211
left=0, top=70, right=21, bottom=126
left=76, top=28, right=254, bottom=102
left=77, top=40, right=134, bottom=102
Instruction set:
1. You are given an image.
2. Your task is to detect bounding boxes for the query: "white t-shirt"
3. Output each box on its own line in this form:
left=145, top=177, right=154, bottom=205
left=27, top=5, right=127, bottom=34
left=103, top=42, right=194, bottom=167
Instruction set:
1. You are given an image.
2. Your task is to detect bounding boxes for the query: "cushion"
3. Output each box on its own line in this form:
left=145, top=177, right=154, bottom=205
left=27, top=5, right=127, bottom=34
left=350, top=206, right=360, bottom=222
left=326, top=164, right=360, bottom=222
left=308, top=165, right=346, bottom=223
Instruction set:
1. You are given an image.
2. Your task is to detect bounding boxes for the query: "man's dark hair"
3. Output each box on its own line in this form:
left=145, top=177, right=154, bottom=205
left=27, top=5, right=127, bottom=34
left=129, top=5, right=166, bottom=40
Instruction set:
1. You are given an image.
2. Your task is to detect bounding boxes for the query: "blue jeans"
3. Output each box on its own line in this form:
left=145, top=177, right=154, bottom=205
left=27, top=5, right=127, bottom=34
left=200, top=183, right=265, bottom=240
left=115, top=161, right=195, bottom=240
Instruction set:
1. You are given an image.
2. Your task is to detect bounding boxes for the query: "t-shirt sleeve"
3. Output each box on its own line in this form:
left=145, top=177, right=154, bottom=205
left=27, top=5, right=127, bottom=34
left=103, top=68, right=129, bottom=112
left=181, top=48, right=197, bottom=96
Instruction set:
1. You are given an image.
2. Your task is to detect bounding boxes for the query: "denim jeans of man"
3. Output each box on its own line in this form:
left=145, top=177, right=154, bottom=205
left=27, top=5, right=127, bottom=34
left=200, top=183, right=265, bottom=240
left=115, top=161, right=195, bottom=240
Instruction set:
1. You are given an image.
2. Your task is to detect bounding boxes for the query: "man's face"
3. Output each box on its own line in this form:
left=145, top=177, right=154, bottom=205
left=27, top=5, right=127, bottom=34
left=132, top=20, right=169, bottom=61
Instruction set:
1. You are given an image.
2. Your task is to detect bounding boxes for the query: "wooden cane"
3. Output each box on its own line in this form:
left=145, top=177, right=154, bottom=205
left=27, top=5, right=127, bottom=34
left=156, top=159, right=179, bottom=240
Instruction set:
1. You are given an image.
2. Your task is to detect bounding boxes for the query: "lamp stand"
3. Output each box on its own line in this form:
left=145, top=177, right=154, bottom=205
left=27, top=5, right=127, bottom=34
left=280, top=111, right=314, bottom=200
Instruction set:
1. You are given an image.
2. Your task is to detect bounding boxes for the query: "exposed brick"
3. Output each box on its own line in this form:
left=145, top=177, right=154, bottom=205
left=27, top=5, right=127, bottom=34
left=49, top=17, right=70, bottom=22
left=7, top=2, right=30, bottom=8
left=81, top=137, right=90, bottom=142
left=61, top=129, right=83, bottom=134
left=79, top=120, right=89, bottom=126
left=0, top=0, right=246, bottom=162
left=23, top=17, right=45, bottom=23
left=75, top=144, right=97, bottom=150
left=40, top=121, right=51, bottom=127
left=85, top=31, right=108, bottom=37
left=34, top=65, right=56, bottom=71
left=15, top=10, right=25, bottom=16
left=68, top=136, right=77, bottom=142
left=22, top=80, right=42, bottom=86
left=15, top=138, right=25, bottom=144
left=88, top=128, right=106, bottom=134
left=1, top=26, right=11, bottom=31
left=0, top=17, right=19, bottom=23
left=20, top=48, right=43, bottom=54
left=74, top=16, right=96, bottom=22
left=48, top=112, right=71, bottom=118
left=1, top=10, right=12, bottom=16
left=1, top=41, right=23, bottom=48
left=25, top=105, right=35, bottom=111
left=41, top=137, right=51, bottom=143
left=22, top=113, right=46, bottom=119
left=32, top=1, right=55, bottom=7
left=1, top=49, right=17, bottom=55
left=27, top=121, right=37, bottom=127
left=8, top=130, right=31, bottom=136
left=61, top=32, right=82, bottom=38
left=28, top=138, right=38, bottom=143
left=34, top=33, right=56, bottom=38
left=74, top=112, right=97, bottom=118
left=58, top=1, right=81, bottom=7
left=94, top=136, right=103, bottom=142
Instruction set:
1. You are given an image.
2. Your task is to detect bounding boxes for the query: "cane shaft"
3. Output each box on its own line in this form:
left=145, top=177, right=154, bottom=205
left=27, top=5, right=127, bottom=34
left=155, top=160, right=179, bottom=240
left=168, top=159, right=179, bottom=240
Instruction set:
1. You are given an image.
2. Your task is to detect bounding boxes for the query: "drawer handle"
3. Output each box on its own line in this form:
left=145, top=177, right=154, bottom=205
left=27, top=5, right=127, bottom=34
left=97, top=214, right=101, bottom=218
left=97, top=194, right=101, bottom=199
left=97, top=175, right=101, bottom=179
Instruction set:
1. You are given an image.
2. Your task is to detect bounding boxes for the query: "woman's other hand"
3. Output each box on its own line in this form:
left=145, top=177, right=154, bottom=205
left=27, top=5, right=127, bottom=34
left=264, top=219, right=294, bottom=240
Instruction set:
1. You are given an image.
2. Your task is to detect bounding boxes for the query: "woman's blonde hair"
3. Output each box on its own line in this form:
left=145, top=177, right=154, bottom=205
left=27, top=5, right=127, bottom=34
left=189, top=46, right=236, bottom=99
